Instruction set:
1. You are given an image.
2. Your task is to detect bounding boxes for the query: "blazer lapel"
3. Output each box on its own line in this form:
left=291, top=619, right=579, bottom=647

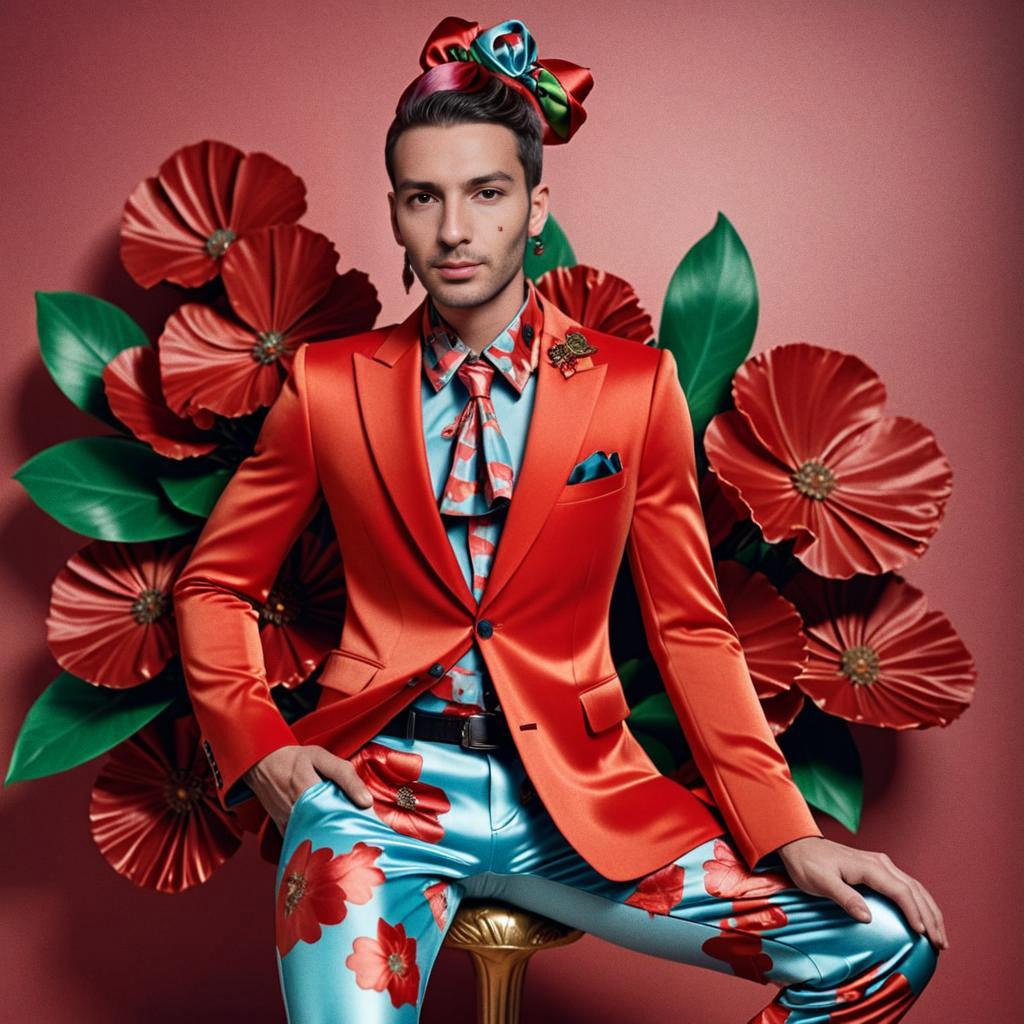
left=353, top=295, right=607, bottom=620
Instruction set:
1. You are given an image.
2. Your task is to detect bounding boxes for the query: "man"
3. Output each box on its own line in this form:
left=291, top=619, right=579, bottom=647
left=173, top=16, right=944, bottom=1022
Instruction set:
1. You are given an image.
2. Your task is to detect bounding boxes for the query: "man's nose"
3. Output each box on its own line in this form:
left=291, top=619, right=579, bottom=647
left=438, top=199, right=471, bottom=249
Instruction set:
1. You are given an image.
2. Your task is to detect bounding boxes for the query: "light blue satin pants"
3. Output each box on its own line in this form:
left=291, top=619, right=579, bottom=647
left=274, top=733, right=939, bottom=1023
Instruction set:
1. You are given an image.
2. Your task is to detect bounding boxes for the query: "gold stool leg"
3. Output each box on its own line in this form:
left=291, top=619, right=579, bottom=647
left=443, top=898, right=584, bottom=1024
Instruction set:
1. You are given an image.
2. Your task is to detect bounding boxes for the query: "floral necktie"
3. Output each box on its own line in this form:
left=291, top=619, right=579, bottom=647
left=438, top=357, right=514, bottom=601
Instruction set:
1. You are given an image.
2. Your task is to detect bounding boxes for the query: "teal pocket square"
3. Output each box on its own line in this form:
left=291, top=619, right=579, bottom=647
left=567, top=449, right=622, bottom=484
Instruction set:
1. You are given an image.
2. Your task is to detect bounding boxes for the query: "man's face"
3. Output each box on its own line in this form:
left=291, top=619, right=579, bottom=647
left=388, top=121, right=548, bottom=309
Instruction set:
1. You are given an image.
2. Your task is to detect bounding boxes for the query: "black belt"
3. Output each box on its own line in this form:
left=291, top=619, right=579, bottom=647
left=379, top=706, right=514, bottom=751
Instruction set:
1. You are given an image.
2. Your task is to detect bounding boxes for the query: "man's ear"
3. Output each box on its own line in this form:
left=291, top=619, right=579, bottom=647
left=528, top=182, right=550, bottom=239
left=387, top=191, right=403, bottom=246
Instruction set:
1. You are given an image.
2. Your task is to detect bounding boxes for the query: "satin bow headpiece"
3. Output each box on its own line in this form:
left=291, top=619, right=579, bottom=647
left=417, top=16, right=594, bottom=145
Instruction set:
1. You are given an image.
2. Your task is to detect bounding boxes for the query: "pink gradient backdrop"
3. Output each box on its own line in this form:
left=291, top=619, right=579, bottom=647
left=2, top=1, right=1020, bottom=1020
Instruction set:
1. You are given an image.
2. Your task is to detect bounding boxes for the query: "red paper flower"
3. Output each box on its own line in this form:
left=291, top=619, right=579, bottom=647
left=89, top=714, right=243, bottom=893
left=535, top=264, right=655, bottom=343
left=159, top=223, right=380, bottom=421
left=699, top=468, right=749, bottom=549
left=703, top=343, right=954, bottom=578
left=624, top=862, right=686, bottom=917
left=103, top=345, right=221, bottom=459
left=47, top=538, right=193, bottom=687
left=424, top=881, right=450, bottom=930
left=346, top=917, right=421, bottom=1009
left=259, top=520, right=345, bottom=687
left=276, top=838, right=386, bottom=957
left=715, top=561, right=808, bottom=735
left=120, top=139, right=307, bottom=289
left=781, top=569, right=977, bottom=729
left=349, top=742, right=452, bottom=843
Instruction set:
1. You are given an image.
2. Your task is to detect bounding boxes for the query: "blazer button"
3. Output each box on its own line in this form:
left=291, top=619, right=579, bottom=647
left=476, top=619, right=493, bottom=639
left=523, top=323, right=535, bottom=342
left=428, top=663, right=445, bottom=677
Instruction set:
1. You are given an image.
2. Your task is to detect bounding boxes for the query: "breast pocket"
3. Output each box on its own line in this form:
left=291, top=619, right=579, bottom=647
left=555, top=466, right=629, bottom=505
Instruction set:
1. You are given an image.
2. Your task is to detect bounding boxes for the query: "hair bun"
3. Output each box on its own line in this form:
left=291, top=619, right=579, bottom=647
left=415, top=16, right=594, bottom=145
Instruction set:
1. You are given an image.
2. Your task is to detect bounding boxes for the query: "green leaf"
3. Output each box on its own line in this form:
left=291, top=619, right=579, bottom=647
left=630, top=729, right=677, bottom=774
left=12, top=435, right=200, bottom=540
left=524, top=213, right=576, bottom=280
left=658, top=212, right=759, bottom=437
left=4, top=670, right=179, bottom=784
left=158, top=464, right=233, bottom=518
left=778, top=704, right=864, bottom=832
left=35, top=291, right=150, bottom=428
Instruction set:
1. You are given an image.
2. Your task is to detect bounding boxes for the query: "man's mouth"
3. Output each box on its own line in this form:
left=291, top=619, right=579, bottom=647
left=436, top=261, right=482, bottom=280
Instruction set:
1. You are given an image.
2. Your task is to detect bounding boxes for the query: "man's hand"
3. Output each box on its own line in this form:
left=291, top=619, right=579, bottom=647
left=243, top=744, right=374, bottom=835
left=776, top=836, right=948, bottom=951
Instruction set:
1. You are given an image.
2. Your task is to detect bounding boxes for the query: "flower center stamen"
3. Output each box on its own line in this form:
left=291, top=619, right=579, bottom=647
left=395, top=785, right=418, bottom=811
left=253, top=330, right=287, bottom=365
left=260, top=581, right=302, bottom=626
left=131, top=587, right=169, bottom=625
left=791, top=459, right=837, bottom=500
left=205, top=228, right=236, bottom=258
left=284, top=872, right=307, bottom=915
left=839, top=645, right=880, bottom=686
left=387, top=952, right=407, bottom=975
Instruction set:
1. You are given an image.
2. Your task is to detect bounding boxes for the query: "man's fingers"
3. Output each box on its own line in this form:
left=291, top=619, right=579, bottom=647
left=826, top=879, right=873, bottom=923
left=856, top=857, right=946, bottom=949
left=316, top=752, right=374, bottom=807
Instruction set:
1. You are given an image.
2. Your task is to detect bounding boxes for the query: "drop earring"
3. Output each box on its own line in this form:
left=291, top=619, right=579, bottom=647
left=531, top=234, right=545, bottom=256
left=402, top=251, right=415, bottom=293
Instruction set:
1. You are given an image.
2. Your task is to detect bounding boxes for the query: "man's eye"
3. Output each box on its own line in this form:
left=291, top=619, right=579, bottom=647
left=410, top=193, right=434, bottom=205
left=478, top=188, right=503, bottom=200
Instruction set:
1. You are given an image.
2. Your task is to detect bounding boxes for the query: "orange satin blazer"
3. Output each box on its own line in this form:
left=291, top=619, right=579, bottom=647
left=172, top=295, right=823, bottom=881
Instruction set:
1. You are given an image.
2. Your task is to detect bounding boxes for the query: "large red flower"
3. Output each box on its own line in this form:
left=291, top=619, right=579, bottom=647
left=349, top=742, right=452, bottom=843
left=781, top=569, right=977, bottom=729
left=346, top=917, right=421, bottom=1009
left=535, top=264, right=655, bottom=343
left=159, top=223, right=380, bottom=421
left=89, top=714, right=243, bottom=893
left=715, top=560, right=808, bottom=735
left=624, top=862, right=686, bottom=917
left=120, top=139, right=306, bottom=289
left=47, top=538, right=193, bottom=687
left=704, top=343, right=954, bottom=578
left=259, top=518, right=345, bottom=687
left=103, top=345, right=221, bottom=459
left=276, top=838, right=386, bottom=957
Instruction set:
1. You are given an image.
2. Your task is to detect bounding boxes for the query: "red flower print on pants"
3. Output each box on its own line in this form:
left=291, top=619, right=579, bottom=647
left=701, top=839, right=792, bottom=983
left=349, top=741, right=452, bottom=843
left=346, top=917, right=421, bottom=1008
left=703, top=839, right=792, bottom=900
left=424, top=881, right=450, bottom=930
left=276, top=839, right=385, bottom=957
left=624, top=862, right=686, bottom=917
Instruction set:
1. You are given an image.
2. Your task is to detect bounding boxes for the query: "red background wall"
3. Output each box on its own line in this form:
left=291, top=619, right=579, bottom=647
left=2, top=1, right=1019, bottom=1020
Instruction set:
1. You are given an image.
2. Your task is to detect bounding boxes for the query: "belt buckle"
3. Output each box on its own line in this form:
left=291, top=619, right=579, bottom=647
left=460, top=714, right=500, bottom=750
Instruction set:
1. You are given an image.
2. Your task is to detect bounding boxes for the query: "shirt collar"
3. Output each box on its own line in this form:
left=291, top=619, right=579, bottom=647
left=420, top=279, right=545, bottom=396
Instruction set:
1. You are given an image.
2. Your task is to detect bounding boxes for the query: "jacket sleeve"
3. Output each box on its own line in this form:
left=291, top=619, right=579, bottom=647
left=625, top=347, right=822, bottom=870
left=172, top=342, right=323, bottom=811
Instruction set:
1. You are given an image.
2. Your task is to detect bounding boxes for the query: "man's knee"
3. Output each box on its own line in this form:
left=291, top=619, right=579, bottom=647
left=855, top=889, right=940, bottom=992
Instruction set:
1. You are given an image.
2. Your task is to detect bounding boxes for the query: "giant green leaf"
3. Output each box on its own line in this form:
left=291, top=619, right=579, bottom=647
left=13, top=435, right=199, bottom=540
left=524, top=213, right=576, bottom=280
left=158, top=464, right=233, bottom=518
left=658, top=212, right=759, bottom=437
left=36, top=291, right=150, bottom=428
left=4, top=670, right=179, bottom=784
left=779, top=704, right=864, bottom=832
